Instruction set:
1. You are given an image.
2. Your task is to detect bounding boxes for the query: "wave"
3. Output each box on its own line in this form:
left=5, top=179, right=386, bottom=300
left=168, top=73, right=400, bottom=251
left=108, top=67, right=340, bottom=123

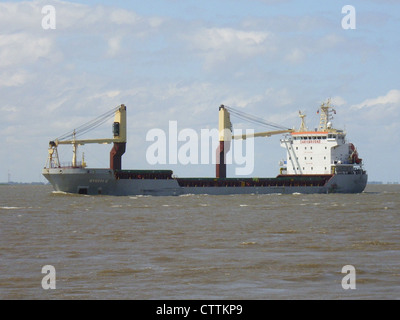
left=240, top=241, right=257, bottom=245
left=51, top=190, right=69, bottom=195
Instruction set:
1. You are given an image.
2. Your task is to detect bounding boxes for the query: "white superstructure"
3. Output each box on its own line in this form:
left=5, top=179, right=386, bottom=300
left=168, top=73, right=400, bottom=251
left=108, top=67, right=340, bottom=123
left=280, top=100, right=363, bottom=175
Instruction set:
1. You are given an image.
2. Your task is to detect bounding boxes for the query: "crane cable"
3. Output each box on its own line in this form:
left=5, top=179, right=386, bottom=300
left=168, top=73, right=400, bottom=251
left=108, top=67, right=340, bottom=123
left=224, top=106, right=290, bottom=131
left=56, top=106, right=120, bottom=141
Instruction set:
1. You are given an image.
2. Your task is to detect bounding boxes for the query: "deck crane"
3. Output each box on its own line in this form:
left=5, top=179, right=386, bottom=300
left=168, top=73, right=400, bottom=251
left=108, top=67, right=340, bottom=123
left=216, top=105, right=294, bottom=178
left=46, top=104, right=127, bottom=170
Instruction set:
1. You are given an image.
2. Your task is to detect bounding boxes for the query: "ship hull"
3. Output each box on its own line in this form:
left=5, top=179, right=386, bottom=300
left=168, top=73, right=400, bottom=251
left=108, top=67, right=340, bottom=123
left=42, top=168, right=368, bottom=196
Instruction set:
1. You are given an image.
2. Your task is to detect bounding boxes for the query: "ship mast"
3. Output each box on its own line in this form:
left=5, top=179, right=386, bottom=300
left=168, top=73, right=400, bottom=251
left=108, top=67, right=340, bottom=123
left=72, top=130, right=78, bottom=167
left=298, top=111, right=307, bottom=132
left=318, top=99, right=336, bottom=132
left=45, top=140, right=60, bottom=168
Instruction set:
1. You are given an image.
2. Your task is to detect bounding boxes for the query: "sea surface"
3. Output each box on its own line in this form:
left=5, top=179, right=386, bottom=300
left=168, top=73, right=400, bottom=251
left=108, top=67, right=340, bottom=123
left=0, top=184, right=399, bottom=300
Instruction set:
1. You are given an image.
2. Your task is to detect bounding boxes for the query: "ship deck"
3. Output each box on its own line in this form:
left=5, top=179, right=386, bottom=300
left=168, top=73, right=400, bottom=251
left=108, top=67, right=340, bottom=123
left=113, top=170, right=333, bottom=188
left=175, top=174, right=333, bottom=188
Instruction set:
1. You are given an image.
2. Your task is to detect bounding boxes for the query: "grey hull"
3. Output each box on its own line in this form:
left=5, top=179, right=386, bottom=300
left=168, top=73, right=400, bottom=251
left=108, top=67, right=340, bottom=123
left=42, top=168, right=368, bottom=196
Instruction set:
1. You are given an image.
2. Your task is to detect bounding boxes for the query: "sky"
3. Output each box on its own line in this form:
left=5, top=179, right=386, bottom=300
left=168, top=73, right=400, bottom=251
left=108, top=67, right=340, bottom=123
left=0, top=0, right=399, bottom=183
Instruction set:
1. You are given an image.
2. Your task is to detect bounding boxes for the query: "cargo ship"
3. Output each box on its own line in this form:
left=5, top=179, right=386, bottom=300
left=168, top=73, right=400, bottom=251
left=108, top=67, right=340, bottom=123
left=42, top=101, right=367, bottom=195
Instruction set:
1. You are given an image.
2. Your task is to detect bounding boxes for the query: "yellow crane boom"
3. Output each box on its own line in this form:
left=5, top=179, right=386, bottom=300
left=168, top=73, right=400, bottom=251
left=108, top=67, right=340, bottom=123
left=216, top=105, right=293, bottom=178
left=232, top=129, right=294, bottom=140
left=54, top=104, right=126, bottom=146
left=46, top=104, right=127, bottom=169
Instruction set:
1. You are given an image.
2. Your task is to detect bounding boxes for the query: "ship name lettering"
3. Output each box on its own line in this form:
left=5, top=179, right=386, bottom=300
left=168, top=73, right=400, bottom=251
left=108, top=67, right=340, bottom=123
left=300, top=140, right=321, bottom=144
left=89, top=179, right=108, bottom=183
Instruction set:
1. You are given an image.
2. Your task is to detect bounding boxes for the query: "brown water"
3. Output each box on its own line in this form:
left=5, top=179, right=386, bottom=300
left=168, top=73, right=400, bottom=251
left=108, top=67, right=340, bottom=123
left=1, top=184, right=399, bottom=299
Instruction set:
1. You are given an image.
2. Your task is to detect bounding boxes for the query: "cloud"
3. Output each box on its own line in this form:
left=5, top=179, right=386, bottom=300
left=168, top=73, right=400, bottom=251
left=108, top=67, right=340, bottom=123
left=109, top=8, right=141, bottom=25
left=0, top=1, right=43, bottom=32
left=0, top=33, right=54, bottom=68
left=90, top=90, right=121, bottom=100
left=184, top=11, right=377, bottom=71
left=284, top=48, right=306, bottom=63
left=0, top=70, right=31, bottom=87
left=351, top=89, right=400, bottom=110
left=343, top=89, right=400, bottom=143
left=188, top=27, right=272, bottom=70
left=345, top=89, right=400, bottom=172
left=106, top=36, right=123, bottom=57
left=329, top=96, right=347, bottom=107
